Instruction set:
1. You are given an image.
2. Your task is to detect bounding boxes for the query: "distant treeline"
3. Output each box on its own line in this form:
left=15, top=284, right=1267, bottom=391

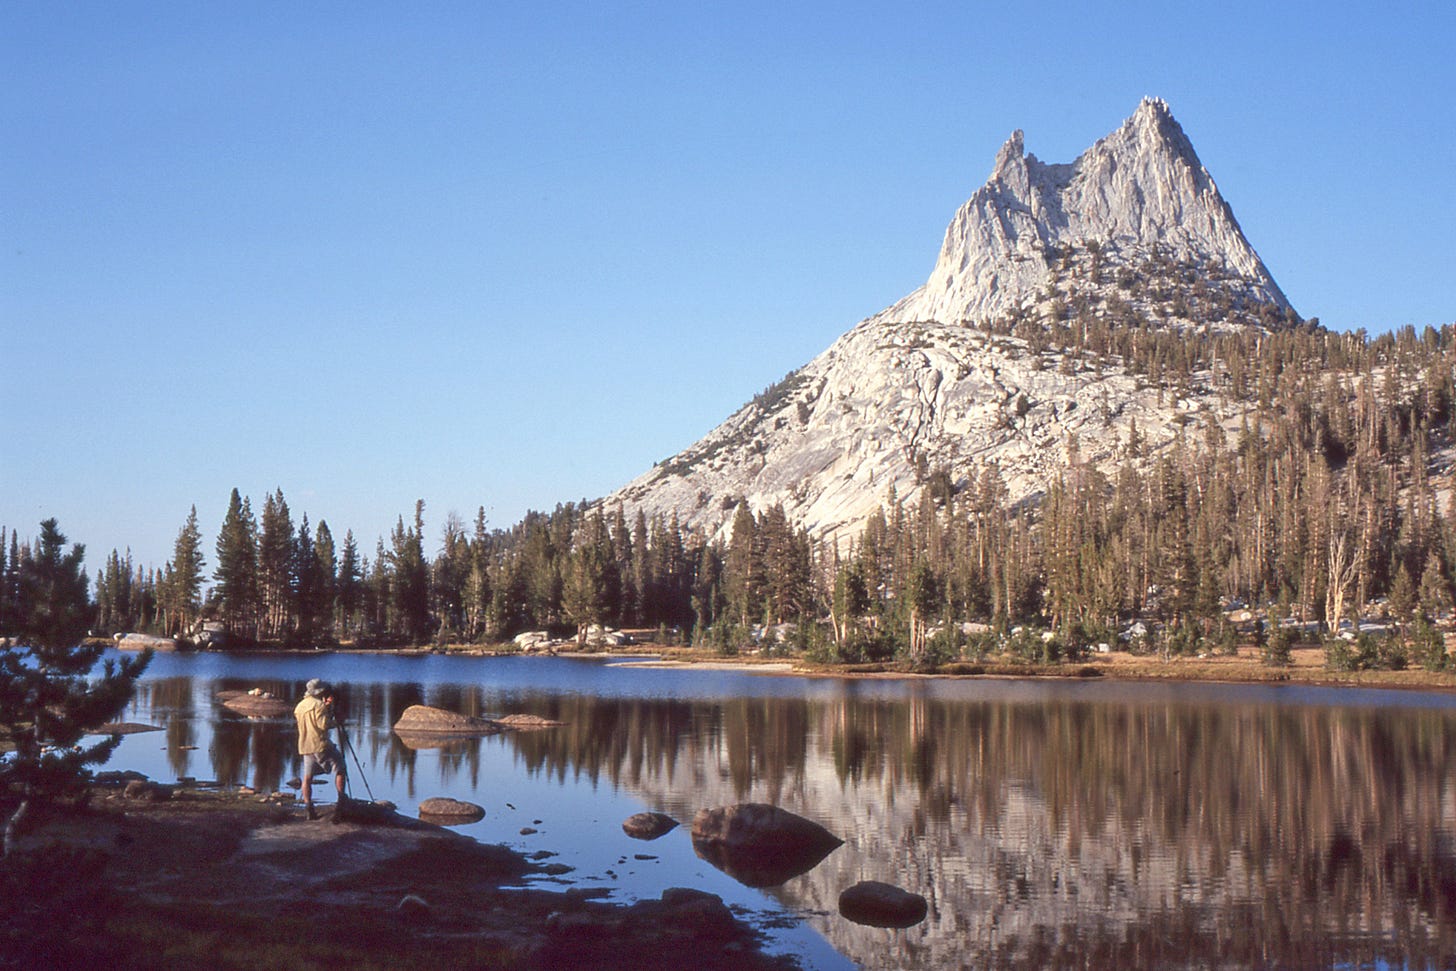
left=2, top=319, right=1454, bottom=664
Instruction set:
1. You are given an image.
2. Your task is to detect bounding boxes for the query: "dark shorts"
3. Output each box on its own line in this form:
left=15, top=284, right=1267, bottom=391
left=302, top=743, right=345, bottom=781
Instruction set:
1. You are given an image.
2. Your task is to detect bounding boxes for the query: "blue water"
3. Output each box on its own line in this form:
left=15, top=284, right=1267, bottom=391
left=105, top=650, right=1456, bottom=970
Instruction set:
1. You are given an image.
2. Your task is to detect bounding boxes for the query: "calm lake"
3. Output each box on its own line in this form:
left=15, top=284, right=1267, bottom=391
left=106, top=650, right=1456, bottom=970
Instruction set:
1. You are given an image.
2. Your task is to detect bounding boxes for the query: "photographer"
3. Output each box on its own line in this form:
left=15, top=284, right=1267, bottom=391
left=293, top=678, right=347, bottom=821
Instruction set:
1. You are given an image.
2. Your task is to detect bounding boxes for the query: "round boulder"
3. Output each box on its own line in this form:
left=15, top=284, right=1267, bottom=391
left=417, top=797, right=486, bottom=824
left=622, top=812, right=679, bottom=840
left=838, top=880, right=928, bottom=928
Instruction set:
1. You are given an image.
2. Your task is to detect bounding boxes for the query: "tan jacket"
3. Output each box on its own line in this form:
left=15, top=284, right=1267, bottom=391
left=294, top=695, right=334, bottom=755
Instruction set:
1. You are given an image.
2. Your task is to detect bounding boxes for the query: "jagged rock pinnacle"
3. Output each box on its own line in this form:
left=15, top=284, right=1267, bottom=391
left=883, top=98, right=1289, bottom=326
left=603, top=99, right=1295, bottom=547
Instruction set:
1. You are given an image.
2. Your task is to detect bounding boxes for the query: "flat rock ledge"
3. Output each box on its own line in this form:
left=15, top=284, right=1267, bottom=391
left=838, top=880, right=929, bottom=928
left=393, top=704, right=502, bottom=735
left=418, top=797, right=486, bottom=823
left=493, top=713, right=565, bottom=730
left=622, top=812, right=679, bottom=840
left=217, top=691, right=292, bottom=717
left=93, top=722, right=165, bottom=736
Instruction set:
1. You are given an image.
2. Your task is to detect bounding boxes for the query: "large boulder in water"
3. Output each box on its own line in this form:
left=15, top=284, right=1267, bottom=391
left=690, top=803, right=842, bottom=887
left=393, top=705, right=501, bottom=735
left=838, top=880, right=929, bottom=928
left=622, top=812, right=679, bottom=840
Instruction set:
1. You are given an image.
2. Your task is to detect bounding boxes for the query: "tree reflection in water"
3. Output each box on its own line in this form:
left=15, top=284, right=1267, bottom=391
left=120, top=662, right=1456, bottom=969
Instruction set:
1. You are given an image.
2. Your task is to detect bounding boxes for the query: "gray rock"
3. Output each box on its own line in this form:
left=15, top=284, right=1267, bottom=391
left=599, top=100, right=1295, bottom=554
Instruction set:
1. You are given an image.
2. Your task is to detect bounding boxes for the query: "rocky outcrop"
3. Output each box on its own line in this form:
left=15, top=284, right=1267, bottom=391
left=884, top=97, right=1288, bottom=326
left=494, top=714, right=565, bottom=730
left=602, top=99, right=1295, bottom=549
left=217, top=690, right=292, bottom=717
left=114, top=632, right=178, bottom=651
left=838, top=880, right=929, bottom=928
left=690, top=803, right=842, bottom=887
left=418, top=797, right=486, bottom=823
left=93, top=722, right=164, bottom=736
left=392, top=705, right=501, bottom=735
left=622, top=811, right=679, bottom=840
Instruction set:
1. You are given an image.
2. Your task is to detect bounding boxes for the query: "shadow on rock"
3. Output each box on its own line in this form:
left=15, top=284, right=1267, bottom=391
left=691, top=803, right=842, bottom=888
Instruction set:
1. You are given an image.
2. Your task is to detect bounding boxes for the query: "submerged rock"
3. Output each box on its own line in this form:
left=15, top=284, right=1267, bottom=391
left=838, top=880, right=929, bottom=928
left=691, top=803, right=842, bottom=888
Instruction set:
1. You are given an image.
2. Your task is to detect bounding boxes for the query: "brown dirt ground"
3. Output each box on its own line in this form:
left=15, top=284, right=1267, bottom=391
left=0, top=787, right=798, bottom=971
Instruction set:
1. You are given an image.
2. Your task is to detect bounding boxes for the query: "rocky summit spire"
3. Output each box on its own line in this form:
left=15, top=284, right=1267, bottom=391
left=882, top=97, right=1290, bottom=326
left=602, top=101, right=1300, bottom=551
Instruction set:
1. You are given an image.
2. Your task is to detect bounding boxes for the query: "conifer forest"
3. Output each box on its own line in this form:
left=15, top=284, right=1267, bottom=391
left=3, top=320, right=1454, bottom=669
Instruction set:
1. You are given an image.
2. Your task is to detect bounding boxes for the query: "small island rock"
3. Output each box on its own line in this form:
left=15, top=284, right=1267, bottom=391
left=494, top=713, right=565, bottom=729
left=622, top=812, right=679, bottom=840
left=418, top=797, right=486, bottom=823
left=393, top=704, right=501, bottom=735
left=838, top=880, right=929, bottom=928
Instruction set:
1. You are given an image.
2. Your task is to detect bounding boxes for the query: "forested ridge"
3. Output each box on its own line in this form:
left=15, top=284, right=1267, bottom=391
left=3, top=317, right=1454, bottom=667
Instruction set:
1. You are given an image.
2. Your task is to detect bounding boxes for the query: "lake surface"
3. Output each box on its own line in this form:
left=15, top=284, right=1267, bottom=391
left=107, top=651, right=1456, bottom=970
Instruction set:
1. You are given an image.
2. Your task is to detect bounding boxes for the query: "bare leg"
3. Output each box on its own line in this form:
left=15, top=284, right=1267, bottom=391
left=303, top=768, right=318, bottom=819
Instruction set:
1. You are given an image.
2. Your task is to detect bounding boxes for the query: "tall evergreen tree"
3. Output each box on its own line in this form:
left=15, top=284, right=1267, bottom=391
left=1, top=520, right=151, bottom=856
left=257, top=489, right=296, bottom=640
left=335, top=529, right=362, bottom=639
left=165, top=506, right=205, bottom=638
left=388, top=501, right=431, bottom=643
left=213, top=489, right=258, bottom=639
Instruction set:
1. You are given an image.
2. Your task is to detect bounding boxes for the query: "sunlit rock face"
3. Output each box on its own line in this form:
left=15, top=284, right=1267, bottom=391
left=604, top=99, right=1293, bottom=544
left=882, top=97, right=1289, bottom=326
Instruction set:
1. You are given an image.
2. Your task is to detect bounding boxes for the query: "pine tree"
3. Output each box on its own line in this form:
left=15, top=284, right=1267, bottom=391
left=1, top=520, right=151, bottom=856
left=213, top=489, right=258, bottom=640
left=292, top=516, right=323, bottom=646
left=166, top=506, right=205, bottom=638
left=312, top=520, right=338, bottom=643
left=336, top=529, right=362, bottom=639
left=257, top=489, right=296, bottom=641
left=388, top=501, right=431, bottom=643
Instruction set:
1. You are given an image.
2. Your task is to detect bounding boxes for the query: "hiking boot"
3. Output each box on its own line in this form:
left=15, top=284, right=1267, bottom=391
left=306, top=806, right=319, bottom=821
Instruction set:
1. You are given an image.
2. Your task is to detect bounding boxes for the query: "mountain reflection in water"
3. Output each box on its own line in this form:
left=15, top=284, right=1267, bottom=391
left=116, top=653, right=1456, bottom=969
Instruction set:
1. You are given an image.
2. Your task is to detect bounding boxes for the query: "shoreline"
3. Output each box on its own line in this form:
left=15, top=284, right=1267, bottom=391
left=1, top=784, right=798, bottom=971
left=107, top=636, right=1456, bottom=694
left=371, top=643, right=1456, bottom=694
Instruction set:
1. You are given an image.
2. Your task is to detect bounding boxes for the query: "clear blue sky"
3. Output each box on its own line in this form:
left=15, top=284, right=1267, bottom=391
left=3, top=1, right=1453, bottom=574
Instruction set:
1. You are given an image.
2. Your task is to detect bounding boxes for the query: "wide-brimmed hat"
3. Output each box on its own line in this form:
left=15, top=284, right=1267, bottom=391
left=305, top=678, right=330, bottom=698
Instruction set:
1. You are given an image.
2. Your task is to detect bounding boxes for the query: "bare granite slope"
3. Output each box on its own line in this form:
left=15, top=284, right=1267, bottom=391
left=604, top=99, right=1293, bottom=544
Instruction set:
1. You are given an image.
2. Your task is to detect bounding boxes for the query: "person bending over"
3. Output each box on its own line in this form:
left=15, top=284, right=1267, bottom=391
left=294, top=678, right=347, bottom=820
